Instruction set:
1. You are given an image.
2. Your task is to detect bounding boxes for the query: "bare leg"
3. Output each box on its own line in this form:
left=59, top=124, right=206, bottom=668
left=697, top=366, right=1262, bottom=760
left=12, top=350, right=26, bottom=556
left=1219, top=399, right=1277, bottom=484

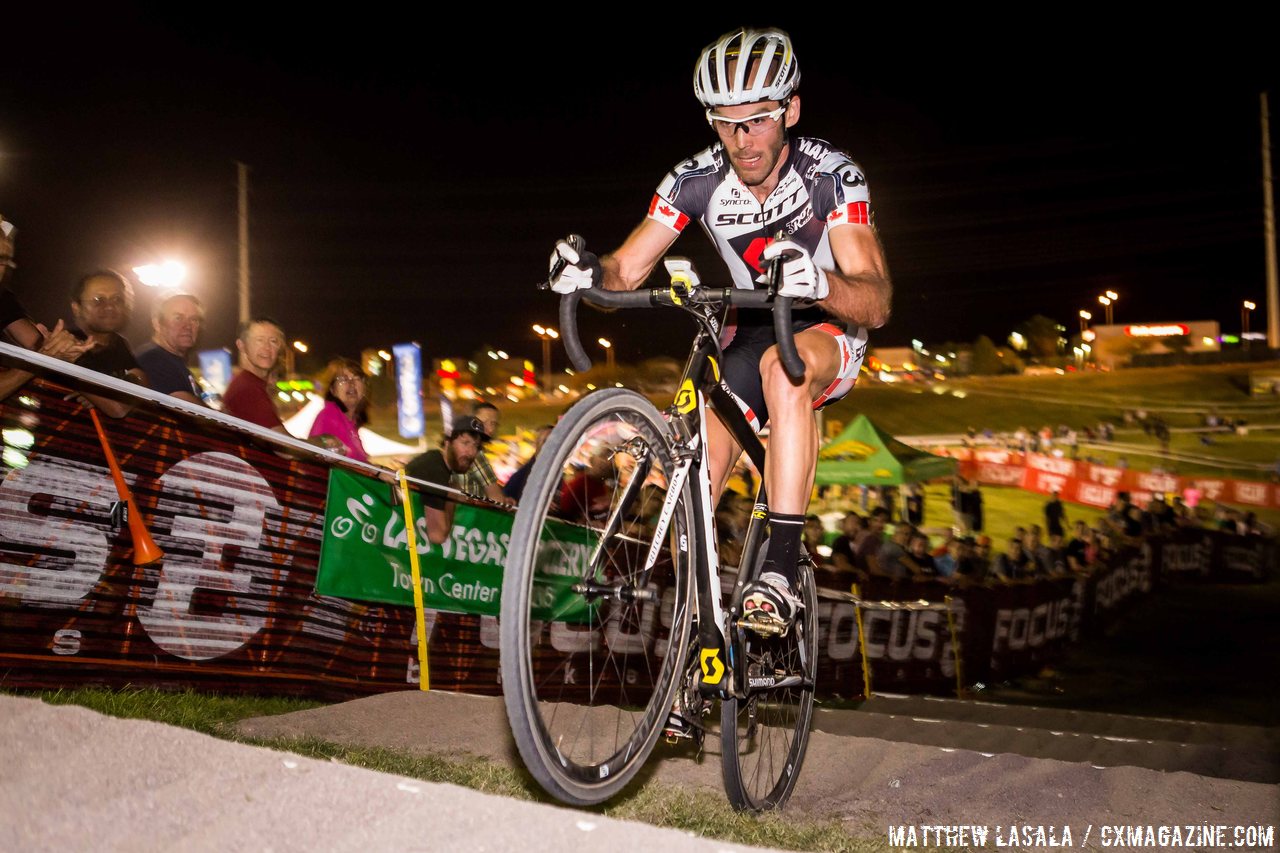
left=759, top=329, right=842, bottom=514
left=705, top=410, right=743, bottom=508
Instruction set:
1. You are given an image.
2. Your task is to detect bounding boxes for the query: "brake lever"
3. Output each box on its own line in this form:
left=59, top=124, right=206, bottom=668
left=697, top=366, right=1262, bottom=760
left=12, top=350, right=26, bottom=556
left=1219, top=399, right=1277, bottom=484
left=540, top=233, right=587, bottom=290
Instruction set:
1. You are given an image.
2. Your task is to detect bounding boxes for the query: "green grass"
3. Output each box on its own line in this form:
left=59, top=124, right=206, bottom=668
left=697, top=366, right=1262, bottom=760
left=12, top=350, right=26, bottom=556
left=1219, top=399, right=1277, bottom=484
left=20, top=686, right=909, bottom=853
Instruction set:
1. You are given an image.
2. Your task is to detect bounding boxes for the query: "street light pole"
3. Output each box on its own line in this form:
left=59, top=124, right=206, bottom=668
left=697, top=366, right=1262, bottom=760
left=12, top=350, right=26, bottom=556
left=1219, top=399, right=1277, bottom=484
left=1098, top=295, right=1113, bottom=326
left=1243, top=300, right=1256, bottom=337
left=1078, top=309, right=1092, bottom=333
left=598, top=337, right=615, bottom=377
left=533, top=324, right=559, bottom=395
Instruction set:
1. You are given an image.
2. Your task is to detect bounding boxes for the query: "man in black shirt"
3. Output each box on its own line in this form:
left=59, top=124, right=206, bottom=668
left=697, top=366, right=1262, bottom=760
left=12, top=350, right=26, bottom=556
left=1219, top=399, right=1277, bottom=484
left=67, top=270, right=146, bottom=417
left=404, top=414, right=487, bottom=545
left=135, top=293, right=205, bottom=404
left=1043, top=489, right=1068, bottom=538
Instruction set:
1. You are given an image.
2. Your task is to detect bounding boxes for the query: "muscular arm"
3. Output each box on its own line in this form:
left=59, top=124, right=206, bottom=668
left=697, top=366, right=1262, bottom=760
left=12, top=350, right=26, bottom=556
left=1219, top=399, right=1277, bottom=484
left=820, top=223, right=892, bottom=328
left=600, top=219, right=681, bottom=292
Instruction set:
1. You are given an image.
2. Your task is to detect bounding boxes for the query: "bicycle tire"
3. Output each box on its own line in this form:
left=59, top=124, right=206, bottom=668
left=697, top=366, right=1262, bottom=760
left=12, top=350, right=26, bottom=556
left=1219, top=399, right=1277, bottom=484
left=500, top=388, right=694, bottom=805
left=720, top=556, right=818, bottom=812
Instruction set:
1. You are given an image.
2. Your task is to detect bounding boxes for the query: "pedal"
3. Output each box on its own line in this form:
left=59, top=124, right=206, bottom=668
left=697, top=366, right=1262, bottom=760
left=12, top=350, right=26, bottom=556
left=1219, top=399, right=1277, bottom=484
left=736, top=610, right=790, bottom=638
left=663, top=712, right=697, bottom=743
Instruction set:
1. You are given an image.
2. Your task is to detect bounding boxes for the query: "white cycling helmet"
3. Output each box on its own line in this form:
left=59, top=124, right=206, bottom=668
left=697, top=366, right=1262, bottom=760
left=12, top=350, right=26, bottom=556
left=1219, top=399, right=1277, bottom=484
left=693, top=28, right=800, bottom=108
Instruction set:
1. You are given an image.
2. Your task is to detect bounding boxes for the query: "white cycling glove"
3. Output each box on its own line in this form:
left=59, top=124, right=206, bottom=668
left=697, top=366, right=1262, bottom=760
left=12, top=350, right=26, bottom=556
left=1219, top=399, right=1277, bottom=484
left=548, top=236, right=602, bottom=294
left=759, top=239, right=829, bottom=301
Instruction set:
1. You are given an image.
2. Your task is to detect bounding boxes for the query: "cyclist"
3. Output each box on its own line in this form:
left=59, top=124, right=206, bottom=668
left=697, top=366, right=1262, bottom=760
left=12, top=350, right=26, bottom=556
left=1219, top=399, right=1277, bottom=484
left=549, top=27, right=892, bottom=632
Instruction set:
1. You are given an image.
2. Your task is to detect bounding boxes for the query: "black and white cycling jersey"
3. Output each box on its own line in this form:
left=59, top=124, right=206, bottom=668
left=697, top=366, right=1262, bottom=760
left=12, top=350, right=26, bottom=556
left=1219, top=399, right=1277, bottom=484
left=645, top=136, right=875, bottom=428
left=646, top=136, right=872, bottom=292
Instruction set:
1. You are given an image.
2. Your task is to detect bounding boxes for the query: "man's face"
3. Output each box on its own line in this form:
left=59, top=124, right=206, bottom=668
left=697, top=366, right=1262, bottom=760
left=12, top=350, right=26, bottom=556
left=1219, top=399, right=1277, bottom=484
left=841, top=513, right=861, bottom=535
left=73, top=275, right=131, bottom=335
left=711, top=97, right=798, bottom=188
left=238, top=322, right=285, bottom=374
left=445, top=433, right=481, bottom=473
left=474, top=407, right=499, bottom=438
left=154, top=297, right=203, bottom=355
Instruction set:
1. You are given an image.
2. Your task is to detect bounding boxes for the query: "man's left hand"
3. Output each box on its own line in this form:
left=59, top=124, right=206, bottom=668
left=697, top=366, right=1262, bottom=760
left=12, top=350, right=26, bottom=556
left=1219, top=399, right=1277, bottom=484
left=759, top=239, right=829, bottom=301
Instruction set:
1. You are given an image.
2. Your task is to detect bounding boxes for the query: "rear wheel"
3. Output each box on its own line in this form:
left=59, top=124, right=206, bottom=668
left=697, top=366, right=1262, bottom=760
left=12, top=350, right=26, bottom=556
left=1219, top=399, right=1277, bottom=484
left=500, top=389, right=694, bottom=805
left=720, top=557, right=817, bottom=811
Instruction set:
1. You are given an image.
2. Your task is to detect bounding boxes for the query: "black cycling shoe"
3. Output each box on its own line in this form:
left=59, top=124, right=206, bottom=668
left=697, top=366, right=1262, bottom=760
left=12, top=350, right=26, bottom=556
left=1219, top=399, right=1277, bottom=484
left=739, top=570, right=803, bottom=637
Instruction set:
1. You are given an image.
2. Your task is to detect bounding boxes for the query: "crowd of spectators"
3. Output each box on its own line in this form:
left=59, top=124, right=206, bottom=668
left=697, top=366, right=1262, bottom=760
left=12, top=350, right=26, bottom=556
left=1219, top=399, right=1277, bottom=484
left=0, top=213, right=371, bottom=459
left=738, top=484, right=1272, bottom=589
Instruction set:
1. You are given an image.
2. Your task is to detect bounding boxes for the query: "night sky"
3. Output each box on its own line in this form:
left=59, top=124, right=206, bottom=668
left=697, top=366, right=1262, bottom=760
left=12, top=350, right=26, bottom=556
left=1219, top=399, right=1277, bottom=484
left=3, top=9, right=1275, bottom=374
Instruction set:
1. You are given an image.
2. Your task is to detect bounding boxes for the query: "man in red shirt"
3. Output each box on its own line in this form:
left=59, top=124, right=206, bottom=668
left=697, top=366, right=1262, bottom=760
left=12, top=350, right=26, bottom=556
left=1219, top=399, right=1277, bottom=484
left=223, top=317, right=288, bottom=431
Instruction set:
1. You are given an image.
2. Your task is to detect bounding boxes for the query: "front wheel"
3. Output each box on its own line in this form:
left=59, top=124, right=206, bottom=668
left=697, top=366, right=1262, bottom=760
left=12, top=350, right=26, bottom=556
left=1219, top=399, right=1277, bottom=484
left=500, top=389, right=694, bottom=805
left=720, top=557, right=818, bottom=812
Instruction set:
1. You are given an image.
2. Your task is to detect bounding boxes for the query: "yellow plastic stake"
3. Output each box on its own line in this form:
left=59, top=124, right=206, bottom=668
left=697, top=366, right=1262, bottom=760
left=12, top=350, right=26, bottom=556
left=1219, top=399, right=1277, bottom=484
left=397, top=469, right=431, bottom=691
left=851, top=582, right=872, bottom=700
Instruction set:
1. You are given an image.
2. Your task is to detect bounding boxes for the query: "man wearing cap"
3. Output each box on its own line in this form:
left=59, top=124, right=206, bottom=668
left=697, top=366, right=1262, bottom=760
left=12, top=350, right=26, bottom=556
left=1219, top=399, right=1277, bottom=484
left=404, top=414, right=489, bottom=544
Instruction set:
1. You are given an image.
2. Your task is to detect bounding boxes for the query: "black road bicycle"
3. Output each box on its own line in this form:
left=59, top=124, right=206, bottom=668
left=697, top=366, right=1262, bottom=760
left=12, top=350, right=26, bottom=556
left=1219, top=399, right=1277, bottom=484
left=499, top=245, right=818, bottom=811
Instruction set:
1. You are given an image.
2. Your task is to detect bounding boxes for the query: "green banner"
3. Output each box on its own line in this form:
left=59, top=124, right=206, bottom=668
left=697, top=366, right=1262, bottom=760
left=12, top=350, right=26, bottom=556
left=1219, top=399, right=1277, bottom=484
left=315, top=468, right=594, bottom=620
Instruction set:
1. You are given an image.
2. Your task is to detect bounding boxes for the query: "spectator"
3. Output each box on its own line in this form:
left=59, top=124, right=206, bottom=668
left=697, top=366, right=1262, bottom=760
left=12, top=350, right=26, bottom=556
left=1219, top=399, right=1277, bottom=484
left=874, top=522, right=917, bottom=580
left=0, top=215, right=94, bottom=400
left=135, top=293, right=205, bottom=404
left=460, top=401, right=514, bottom=507
left=65, top=270, right=146, bottom=418
left=934, top=536, right=960, bottom=578
left=907, top=532, right=936, bottom=576
left=904, top=483, right=924, bottom=526
left=503, top=424, right=553, bottom=502
left=308, top=357, right=371, bottom=461
left=857, top=507, right=889, bottom=572
left=990, top=537, right=1034, bottom=581
left=559, top=448, right=613, bottom=522
left=1145, top=493, right=1175, bottom=532
left=223, top=317, right=288, bottom=431
left=404, top=414, right=487, bottom=544
left=1042, top=532, right=1068, bottom=575
left=1043, top=488, right=1068, bottom=538
left=802, top=514, right=826, bottom=566
left=972, top=535, right=993, bottom=574
left=830, top=511, right=865, bottom=573
left=1065, top=520, right=1091, bottom=572
left=970, top=481, right=985, bottom=532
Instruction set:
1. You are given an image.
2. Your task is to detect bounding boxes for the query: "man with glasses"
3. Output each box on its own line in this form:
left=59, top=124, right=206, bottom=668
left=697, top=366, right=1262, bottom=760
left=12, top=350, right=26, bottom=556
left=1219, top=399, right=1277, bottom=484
left=135, top=293, right=206, bottom=405
left=548, top=27, right=892, bottom=632
left=65, top=270, right=147, bottom=417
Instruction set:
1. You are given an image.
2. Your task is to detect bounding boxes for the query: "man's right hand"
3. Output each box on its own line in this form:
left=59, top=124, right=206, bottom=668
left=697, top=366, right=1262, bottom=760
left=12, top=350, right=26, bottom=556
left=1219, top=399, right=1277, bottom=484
left=548, top=235, right=602, bottom=294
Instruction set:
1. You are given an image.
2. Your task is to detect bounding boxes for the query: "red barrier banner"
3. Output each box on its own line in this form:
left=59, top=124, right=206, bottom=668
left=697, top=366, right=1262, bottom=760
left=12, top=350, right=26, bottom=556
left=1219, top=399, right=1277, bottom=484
left=1, top=373, right=1254, bottom=704
left=959, top=451, right=1280, bottom=512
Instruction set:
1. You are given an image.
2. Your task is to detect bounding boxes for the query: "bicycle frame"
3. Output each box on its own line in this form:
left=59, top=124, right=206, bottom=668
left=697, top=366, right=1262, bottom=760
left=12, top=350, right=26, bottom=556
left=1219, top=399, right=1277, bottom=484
left=601, top=297, right=778, bottom=701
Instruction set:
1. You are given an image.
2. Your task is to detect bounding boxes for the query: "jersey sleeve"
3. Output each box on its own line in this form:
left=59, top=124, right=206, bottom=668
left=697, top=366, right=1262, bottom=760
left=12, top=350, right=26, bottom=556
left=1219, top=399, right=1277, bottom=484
left=811, top=149, right=872, bottom=229
left=646, top=146, right=720, bottom=233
